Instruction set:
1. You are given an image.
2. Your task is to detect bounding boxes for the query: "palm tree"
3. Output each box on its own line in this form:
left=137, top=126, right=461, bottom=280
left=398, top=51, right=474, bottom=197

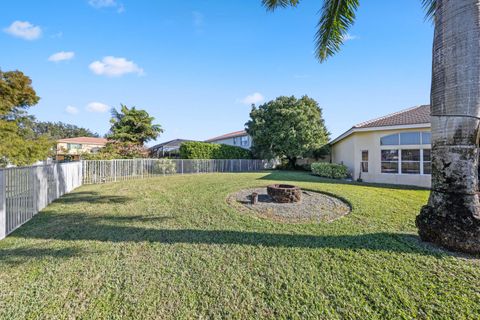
left=262, top=0, right=480, bottom=253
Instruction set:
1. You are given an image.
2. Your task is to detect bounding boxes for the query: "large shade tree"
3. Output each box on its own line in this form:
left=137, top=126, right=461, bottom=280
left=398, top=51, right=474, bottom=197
left=0, top=69, right=52, bottom=166
left=246, top=95, right=329, bottom=168
left=262, top=0, right=480, bottom=253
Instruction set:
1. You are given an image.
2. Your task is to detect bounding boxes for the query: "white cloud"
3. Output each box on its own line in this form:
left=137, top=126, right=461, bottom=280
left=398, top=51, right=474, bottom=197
left=88, top=0, right=125, bottom=12
left=88, top=0, right=116, bottom=8
left=3, top=21, right=42, bottom=40
left=241, top=92, right=264, bottom=105
left=65, top=105, right=79, bottom=115
left=48, top=51, right=75, bottom=62
left=89, top=56, right=144, bottom=77
left=86, top=102, right=109, bottom=113
left=342, top=33, right=358, bottom=41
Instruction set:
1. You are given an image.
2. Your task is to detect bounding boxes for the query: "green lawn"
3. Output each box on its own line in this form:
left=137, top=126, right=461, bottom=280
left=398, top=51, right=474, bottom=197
left=1, top=171, right=479, bottom=319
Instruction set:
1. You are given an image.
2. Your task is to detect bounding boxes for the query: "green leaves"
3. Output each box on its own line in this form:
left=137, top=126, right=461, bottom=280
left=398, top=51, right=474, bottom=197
left=0, top=69, right=52, bottom=166
left=263, top=0, right=437, bottom=62
left=107, top=104, right=163, bottom=145
left=179, top=141, right=252, bottom=159
left=261, top=0, right=300, bottom=11
left=316, top=0, right=359, bottom=62
left=421, top=0, right=437, bottom=21
left=246, top=95, right=329, bottom=162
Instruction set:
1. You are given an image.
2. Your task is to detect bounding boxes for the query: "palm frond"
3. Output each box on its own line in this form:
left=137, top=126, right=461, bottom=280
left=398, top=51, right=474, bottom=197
left=316, top=0, right=359, bottom=62
left=421, top=0, right=437, bottom=21
left=261, top=0, right=300, bottom=11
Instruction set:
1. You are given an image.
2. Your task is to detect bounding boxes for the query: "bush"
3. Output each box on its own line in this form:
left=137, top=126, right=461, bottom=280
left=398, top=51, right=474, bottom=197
left=311, top=162, right=348, bottom=179
left=179, top=141, right=252, bottom=159
left=153, top=159, right=176, bottom=175
left=81, top=141, right=149, bottom=160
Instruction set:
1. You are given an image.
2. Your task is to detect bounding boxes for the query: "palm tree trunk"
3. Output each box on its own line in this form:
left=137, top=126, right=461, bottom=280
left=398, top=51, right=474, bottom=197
left=416, top=0, right=480, bottom=253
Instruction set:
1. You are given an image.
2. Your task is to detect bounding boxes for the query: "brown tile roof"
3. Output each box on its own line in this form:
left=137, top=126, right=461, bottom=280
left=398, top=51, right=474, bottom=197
left=330, top=105, right=431, bottom=145
left=205, top=130, right=247, bottom=142
left=354, top=105, right=431, bottom=128
left=57, top=137, right=108, bottom=145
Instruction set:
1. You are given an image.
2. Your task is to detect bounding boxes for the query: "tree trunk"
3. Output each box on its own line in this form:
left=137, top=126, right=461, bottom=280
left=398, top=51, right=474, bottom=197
left=416, top=0, right=480, bottom=253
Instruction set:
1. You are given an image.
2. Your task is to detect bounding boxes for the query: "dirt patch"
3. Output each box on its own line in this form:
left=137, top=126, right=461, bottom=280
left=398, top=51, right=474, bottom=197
left=227, top=187, right=350, bottom=223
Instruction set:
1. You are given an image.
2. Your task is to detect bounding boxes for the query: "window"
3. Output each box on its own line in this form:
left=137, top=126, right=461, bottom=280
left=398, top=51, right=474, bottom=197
left=381, top=150, right=399, bottom=173
left=380, top=134, right=399, bottom=146
left=401, top=149, right=420, bottom=174
left=422, top=132, right=431, bottom=145
left=241, top=136, right=249, bottom=146
left=381, top=132, right=431, bottom=146
left=423, top=149, right=431, bottom=174
left=400, top=132, right=420, bottom=145
left=361, top=150, right=368, bottom=173
left=67, top=143, right=82, bottom=150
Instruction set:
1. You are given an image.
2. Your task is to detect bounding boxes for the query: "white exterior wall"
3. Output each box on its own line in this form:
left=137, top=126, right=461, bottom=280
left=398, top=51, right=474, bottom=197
left=331, top=136, right=355, bottom=175
left=331, top=127, right=431, bottom=188
left=209, top=135, right=252, bottom=149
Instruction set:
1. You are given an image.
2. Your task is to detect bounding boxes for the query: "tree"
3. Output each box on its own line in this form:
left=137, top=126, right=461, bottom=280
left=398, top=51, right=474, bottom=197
left=246, top=96, right=329, bottom=168
left=262, top=0, right=480, bottom=253
left=80, top=141, right=149, bottom=160
left=0, top=69, right=52, bottom=166
left=31, top=121, right=99, bottom=140
left=107, top=104, right=163, bottom=145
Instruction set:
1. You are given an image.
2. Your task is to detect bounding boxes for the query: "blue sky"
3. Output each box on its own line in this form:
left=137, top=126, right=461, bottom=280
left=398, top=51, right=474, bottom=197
left=0, top=0, right=433, bottom=146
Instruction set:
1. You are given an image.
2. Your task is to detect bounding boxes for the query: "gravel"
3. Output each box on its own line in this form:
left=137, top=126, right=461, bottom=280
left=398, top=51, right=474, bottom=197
left=228, top=187, right=350, bottom=223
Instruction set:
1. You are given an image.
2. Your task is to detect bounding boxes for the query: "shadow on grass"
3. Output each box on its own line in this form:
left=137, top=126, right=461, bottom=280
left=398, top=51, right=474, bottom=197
left=53, top=191, right=131, bottom=204
left=0, top=247, right=81, bottom=266
left=11, top=212, right=452, bottom=257
left=259, top=171, right=430, bottom=191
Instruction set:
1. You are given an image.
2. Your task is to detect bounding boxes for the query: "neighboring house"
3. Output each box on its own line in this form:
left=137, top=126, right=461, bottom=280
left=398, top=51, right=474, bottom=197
left=205, top=130, right=252, bottom=149
left=330, top=105, right=431, bottom=188
left=149, top=139, right=195, bottom=158
left=56, top=137, right=108, bottom=161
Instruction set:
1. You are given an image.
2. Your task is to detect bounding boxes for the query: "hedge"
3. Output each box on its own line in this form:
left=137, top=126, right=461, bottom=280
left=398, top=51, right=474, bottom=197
left=311, top=162, right=348, bottom=179
left=179, top=141, right=252, bottom=159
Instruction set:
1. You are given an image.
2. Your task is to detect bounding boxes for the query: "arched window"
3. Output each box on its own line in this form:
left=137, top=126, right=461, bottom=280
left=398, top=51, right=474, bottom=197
left=380, top=131, right=431, bottom=175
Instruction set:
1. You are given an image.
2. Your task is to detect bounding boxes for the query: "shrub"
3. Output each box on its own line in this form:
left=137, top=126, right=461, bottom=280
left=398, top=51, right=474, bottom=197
left=81, top=141, right=148, bottom=160
left=179, top=141, right=252, bottom=159
left=311, top=162, right=348, bottom=179
left=153, top=159, right=176, bottom=175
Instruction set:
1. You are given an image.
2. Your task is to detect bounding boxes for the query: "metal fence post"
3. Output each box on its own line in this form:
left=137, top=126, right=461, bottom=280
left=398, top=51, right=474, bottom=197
left=0, top=170, right=6, bottom=240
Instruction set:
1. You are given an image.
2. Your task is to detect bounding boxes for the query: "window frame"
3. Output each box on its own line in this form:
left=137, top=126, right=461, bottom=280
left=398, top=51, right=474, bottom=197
left=361, top=150, right=369, bottom=173
left=240, top=135, right=249, bottom=146
left=400, top=149, right=421, bottom=174
left=379, top=131, right=431, bottom=176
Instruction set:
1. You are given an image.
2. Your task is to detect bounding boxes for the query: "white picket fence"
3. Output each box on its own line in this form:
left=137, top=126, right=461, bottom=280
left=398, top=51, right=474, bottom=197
left=0, top=159, right=274, bottom=239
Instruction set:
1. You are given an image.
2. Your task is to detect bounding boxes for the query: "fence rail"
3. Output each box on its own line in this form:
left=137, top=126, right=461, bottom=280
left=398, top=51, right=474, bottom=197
left=82, top=159, right=274, bottom=184
left=0, top=162, right=82, bottom=239
left=0, top=159, right=274, bottom=239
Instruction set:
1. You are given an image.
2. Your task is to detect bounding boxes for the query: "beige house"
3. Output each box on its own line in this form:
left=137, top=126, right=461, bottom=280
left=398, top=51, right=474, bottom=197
left=330, top=105, right=431, bottom=188
left=56, top=137, right=108, bottom=161
left=205, top=130, right=252, bottom=149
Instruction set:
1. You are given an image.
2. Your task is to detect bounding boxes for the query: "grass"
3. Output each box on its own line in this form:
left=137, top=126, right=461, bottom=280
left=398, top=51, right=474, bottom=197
left=0, top=171, right=479, bottom=319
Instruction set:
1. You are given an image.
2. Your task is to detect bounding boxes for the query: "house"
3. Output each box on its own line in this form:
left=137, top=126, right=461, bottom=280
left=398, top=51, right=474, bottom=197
left=330, top=105, right=431, bottom=188
left=149, top=139, right=195, bottom=158
left=56, top=137, right=108, bottom=161
left=205, top=130, right=252, bottom=149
